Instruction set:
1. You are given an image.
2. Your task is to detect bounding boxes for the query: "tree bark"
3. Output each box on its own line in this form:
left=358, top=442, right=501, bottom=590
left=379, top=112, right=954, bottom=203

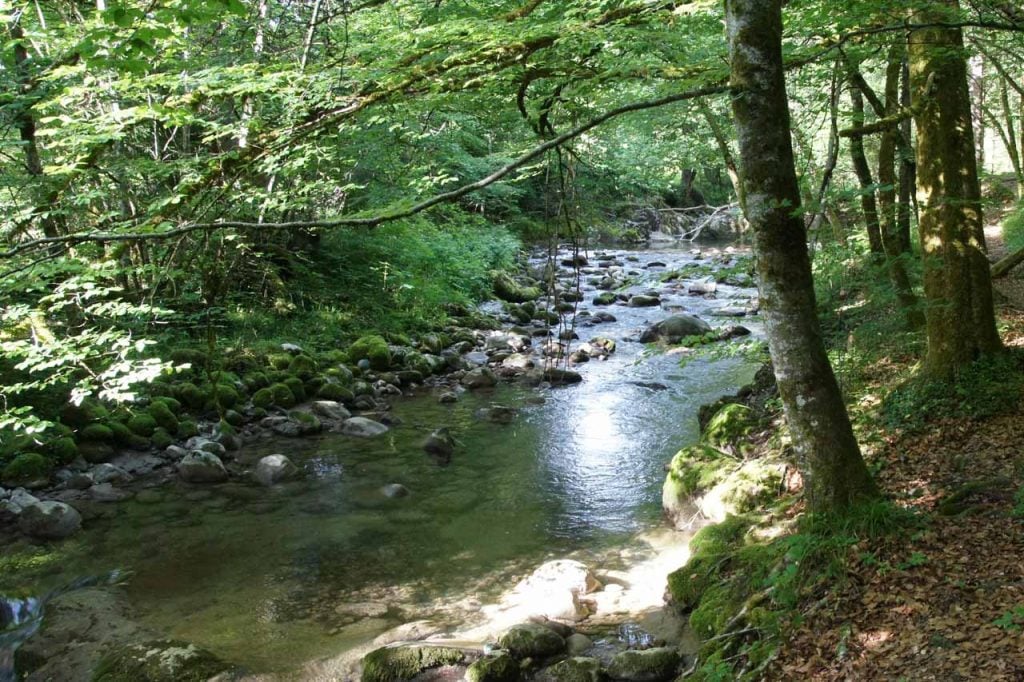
left=726, top=0, right=877, bottom=511
left=898, top=57, right=916, bottom=252
left=849, top=87, right=885, bottom=255
left=909, top=0, right=1002, bottom=379
left=876, top=53, right=925, bottom=328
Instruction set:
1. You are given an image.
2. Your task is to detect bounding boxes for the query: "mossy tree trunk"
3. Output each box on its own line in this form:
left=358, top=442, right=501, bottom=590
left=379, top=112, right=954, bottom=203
left=725, top=0, right=878, bottom=511
left=909, top=1, right=1001, bottom=379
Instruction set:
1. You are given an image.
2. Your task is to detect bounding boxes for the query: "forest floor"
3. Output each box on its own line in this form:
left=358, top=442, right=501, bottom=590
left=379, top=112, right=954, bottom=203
left=770, top=221, right=1024, bottom=680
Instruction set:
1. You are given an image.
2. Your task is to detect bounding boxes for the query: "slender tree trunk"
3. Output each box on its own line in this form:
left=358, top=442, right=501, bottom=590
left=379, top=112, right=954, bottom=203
left=808, top=60, right=842, bottom=237
left=849, top=86, right=885, bottom=255
left=909, top=0, right=1001, bottom=379
left=898, top=57, right=916, bottom=252
left=876, top=53, right=925, bottom=327
left=726, top=0, right=877, bottom=511
left=970, top=54, right=986, bottom=172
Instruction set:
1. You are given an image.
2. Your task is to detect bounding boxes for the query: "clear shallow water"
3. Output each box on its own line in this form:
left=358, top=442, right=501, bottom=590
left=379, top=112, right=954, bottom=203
left=3, top=245, right=761, bottom=673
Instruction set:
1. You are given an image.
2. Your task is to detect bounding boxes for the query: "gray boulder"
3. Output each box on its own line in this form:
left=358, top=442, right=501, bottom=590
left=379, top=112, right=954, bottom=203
left=381, top=483, right=410, bottom=498
left=178, top=451, right=228, bottom=483
left=423, top=427, right=455, bottom=462
left=461, top=367, right=498, bottom=389
left=0, top=487, right=41, bottom=515
left=639, top=315, right=712, bottom=343
left=90, top=463, right=132, bottom=485
left=312, top=400, right=351, bottom=421
left=342, top=417, right=389, bottom=438
left=19, top=501, right=82, bottom=539
left=254, top=454, right=298, bottom=486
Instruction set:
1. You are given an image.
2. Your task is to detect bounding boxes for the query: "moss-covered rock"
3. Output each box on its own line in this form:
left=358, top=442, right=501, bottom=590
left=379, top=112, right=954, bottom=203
left=127, top=413, right=158, bottom=438
left=465, top=652, right=520, bottom=682
left=46, top=437, right=78, bottom=464
left=662, top=444, right=732, bottom=526
left=402, top=351, right=433, bottom=377
left=2, top=453, right=52, bottom=485
left=80, top=424, right=115, bottom=443
left=169, top=348, right=208, bottom=372
left=92, top=639, right=232, bottom=682
left=493, top=271, right=542, bottom=303
left=174, top=382, right=207, bottom=411
left=689, top=514, right=754, bottom=557
left=223, top=409, right=245, bottom=428
left=667, top=552, right=724, bottom=611
left=267, top=353, right=292, bottom=371
left=288, top=354, right=318, bottom=380
left=606, top=648, right=679, bottom=681
left=210, top=383, right=240, bottom=410
left=497, top=623, right=565, bottom=659
left=252, top=387, right=274, bottom=408
left=151, top=428, right=175, bottom=450
left=244, top=371, right=271, bottom=391
left=349, top=335, right=392, bottom=371
left=702, top=403, right=758, bottom=452
left=150, top=396, right=182, bottom=413
left=688, top=584, right=735, bottom=639
left=325, top=364, right=354, bottom=386
left=282, top=376, right=305, bottom=404
left=177, top=420, right=199, bottom=439
left=538, top=657, right=603, bottom=682
left=317, top=382, right=355, bottom=402
left=288, top=410, right=322, bottom=435
left=60, top=399, right=109, bottom=429
left=361, top=644, right=468, bottom=682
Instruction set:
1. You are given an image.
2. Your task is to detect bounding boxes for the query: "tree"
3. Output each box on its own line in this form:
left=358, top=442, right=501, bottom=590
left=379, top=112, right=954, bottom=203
left=909, top=0, right=1002, bottom=379
left=725, top=0, right=878, bottom=510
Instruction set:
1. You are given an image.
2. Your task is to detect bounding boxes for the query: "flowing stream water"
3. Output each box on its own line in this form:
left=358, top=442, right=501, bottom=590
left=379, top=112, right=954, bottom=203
left=1, top=243, right=761, bottom=678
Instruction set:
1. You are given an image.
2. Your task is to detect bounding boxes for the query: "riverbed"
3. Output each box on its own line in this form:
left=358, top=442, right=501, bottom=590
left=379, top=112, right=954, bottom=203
left=3, top=242, right=762, bottom=677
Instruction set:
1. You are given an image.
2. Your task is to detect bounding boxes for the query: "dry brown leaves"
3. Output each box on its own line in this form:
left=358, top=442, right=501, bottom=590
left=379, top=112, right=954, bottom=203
left=771, top=412, right=1024, bottom=681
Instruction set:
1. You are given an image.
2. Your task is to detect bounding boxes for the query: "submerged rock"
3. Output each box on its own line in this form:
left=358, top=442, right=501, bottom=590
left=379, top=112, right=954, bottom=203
left=92, top=638, right=234, bottom=681
left=381, top=483, right=410, bottom=499
left=536, top=656, right=603, bottom=682
left=18, top=500, right=82, bottom=539
left=423, top=427, right=456, bottom=463
left=461, top=367, right=498, bottom=389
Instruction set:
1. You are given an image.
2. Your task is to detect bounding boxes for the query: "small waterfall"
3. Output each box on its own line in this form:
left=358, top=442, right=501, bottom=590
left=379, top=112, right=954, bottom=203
left=0, top=571, right=126, bottom=682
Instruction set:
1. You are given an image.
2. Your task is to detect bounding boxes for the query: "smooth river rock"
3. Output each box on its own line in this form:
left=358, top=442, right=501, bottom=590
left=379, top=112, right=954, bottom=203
left=18, top=500, right=82, bottom=539
left=178, top=451, right=229, bottom=484
left=255, top=454, right=299, bottom=486
left=342, top=417, right=390, bottom=438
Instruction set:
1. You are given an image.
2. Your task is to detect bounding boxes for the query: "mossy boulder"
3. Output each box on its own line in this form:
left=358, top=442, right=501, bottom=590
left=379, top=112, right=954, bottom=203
left=593, top=292, right=617, bottom=306
left=317, top=382, right=354, bottom=403
left=46, top=437, right=78, bottom=464
left=288, top=354, right=318, bottom=380
left=325, top=364, right=354, bottom=386
left=282, top=376, right=306, bottom=403
left=127, top=413, right=158, bottom=438
left=223, top=409, right=245, bottom=428
left=702, top=403, right=758, bottom=452
left=92, top=639, right=232, bottom=682
left=252, top=387, right=274, bottom=409
left=174, top=382, right=207, bottom=411
left=150, top=396, right=182, bottom=413
left=349, top=335, right=392, bottom=371
left=402, top=352, right=433, bottom=377
left=689, top=514, right=754, bottom=557
left=177, top=420, right=199, bottom=439
left=2, top=453, right=52, bottom=485
left=151, top=428, right=175, bottom=450
left=244, top=371, right=271, bottom=391
left=662, top=444, right=732, bottom=525
left=538, top=657, right=603, bottom=681
left=361, top=644, right=468, bottom=682
left=60, top=399, right=109, bottom=429
left=267, top=353, right=292, bottom=371
left=209, top=383, right=240, bottom=410
left=606, top=647, right=680, bottom=681
left=667, top=552, right=724, bottom=611
left=688, top=584, right=735, bottom=639
left=80, top=424, right=115, bottom=443
left=465, top=652, right=520, bottom=682
left=169, top=348, right=208, bottom=372
left=256, top=383, right=296, bottom=408
left=497, top=623, right=565, bottom=659
left=288, top=410, right=322, bottom=435
left=493, top=271, right=542, bottom=303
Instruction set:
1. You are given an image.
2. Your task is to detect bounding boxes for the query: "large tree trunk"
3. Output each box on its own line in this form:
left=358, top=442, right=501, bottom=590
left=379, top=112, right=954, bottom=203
left=848, top=87, right=885, bottom=255
left=909, top=1, right=1001, bottom=379
left=726, top=0, right=877, bottom=511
